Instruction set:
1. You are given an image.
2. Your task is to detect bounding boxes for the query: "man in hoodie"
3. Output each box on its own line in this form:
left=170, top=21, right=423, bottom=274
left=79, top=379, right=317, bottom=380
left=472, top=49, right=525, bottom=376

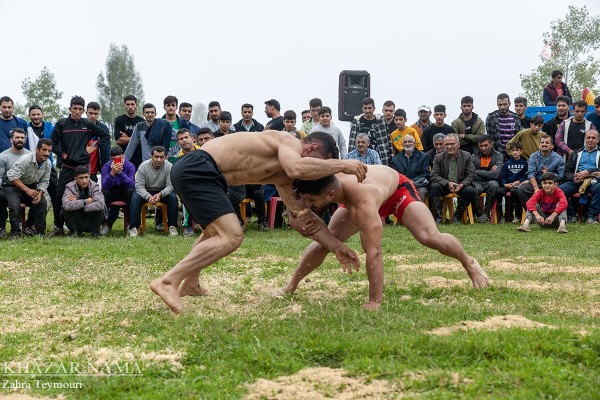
left=543, top=70, right=573, bottom=106
left=451, top=96, right=486, bottom=154
left=485, top=93, right=523, bottom=159
left=50, top=96, right=111, bottom=236
left=233, top=103, right=264, bottom=132
left=348, top=97, right=392, bottom=166
left=62, top=165, right=106, bottom=237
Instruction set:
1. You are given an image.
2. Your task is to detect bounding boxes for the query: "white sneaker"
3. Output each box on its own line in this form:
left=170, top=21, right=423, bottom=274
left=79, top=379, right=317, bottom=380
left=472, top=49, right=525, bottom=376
left=169, top=226, right=179, bottom=236
left=128, top=227, right=138, bottom=237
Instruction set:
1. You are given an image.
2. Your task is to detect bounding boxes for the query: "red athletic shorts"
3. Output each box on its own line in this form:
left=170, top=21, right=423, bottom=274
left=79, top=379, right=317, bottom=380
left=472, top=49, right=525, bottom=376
left=377, top=173, right=421, bottom=223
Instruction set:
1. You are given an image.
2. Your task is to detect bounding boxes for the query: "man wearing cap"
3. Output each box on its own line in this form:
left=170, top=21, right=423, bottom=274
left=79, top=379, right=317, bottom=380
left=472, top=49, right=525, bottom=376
left=410, top=105, right=432, bottom=138
left=422, top=105, right=455, bottom=152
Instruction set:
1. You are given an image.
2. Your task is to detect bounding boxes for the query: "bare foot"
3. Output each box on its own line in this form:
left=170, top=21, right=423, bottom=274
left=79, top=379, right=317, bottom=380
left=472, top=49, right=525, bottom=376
left=272, top=284, right=295, bottom=298
left=362, top=301, right=381, bottom=311
left=464, top=258, right=490, bottom=288
left=179, top=281, right=209, bottom=297
left=150, top=278, right=183, bottom=314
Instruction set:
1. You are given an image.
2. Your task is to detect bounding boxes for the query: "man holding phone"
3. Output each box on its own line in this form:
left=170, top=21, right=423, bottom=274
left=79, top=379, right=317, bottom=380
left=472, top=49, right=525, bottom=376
left=100, top=145, right=136, bottom=234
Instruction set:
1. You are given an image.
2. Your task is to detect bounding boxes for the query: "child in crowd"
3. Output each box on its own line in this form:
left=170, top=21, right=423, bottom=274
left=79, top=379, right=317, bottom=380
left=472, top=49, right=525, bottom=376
left=283, top=110, right=306, bottom=140
left=517, top=172, right=568, bottom=233
left=496, top=141, right=528, bottom=223
left=390, top=109, right=423, bottom=152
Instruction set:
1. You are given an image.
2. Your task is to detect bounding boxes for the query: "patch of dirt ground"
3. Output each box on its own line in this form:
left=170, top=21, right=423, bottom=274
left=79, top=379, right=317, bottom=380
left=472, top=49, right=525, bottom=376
left=427, top=315, right=555, bottom=336
left=244, top=367, right=400, bottom=399
left=0, top=396, right=64, bottom=400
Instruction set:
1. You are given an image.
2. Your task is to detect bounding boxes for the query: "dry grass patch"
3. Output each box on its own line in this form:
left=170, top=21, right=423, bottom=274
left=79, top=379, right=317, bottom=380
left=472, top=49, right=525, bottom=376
left=488, top=258, right=600, bottom=274
left=244, top=367, right=399, bottom=399
left=427, top=315, right=555, bottom=336
left=0, top=395, right=64, bottom=400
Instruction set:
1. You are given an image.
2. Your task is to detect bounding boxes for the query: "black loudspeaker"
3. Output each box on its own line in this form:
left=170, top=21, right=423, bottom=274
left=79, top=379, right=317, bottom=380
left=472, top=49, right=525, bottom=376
left=338, top=70, right=370, bottom=121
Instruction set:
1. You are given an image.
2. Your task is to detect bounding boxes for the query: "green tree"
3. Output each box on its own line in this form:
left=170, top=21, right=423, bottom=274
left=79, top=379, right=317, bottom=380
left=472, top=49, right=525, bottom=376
left=15, top=66, right=66, bottom=122
left=96, top=43, right=145, bottom=130
left=191, top=102, right=207, bottom=126
left=520, top=5, right=600, bottom=106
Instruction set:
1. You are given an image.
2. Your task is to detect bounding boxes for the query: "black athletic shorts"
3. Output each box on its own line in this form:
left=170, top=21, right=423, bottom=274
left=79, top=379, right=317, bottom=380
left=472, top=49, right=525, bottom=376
left=171, top=150, right=235, bottom=229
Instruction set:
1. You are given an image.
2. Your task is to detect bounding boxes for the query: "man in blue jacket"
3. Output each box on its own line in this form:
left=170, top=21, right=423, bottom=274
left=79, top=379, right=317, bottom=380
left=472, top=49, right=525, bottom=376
left=27, top=105, right=57, bottom=204
left=125, top=103, right=173, bottom=163
left=0, top=96, right=29, bottom=152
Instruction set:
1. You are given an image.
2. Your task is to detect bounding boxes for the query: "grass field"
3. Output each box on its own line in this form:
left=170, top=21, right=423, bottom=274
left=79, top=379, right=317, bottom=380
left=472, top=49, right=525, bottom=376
left=0, top=220, right=598, bottom=399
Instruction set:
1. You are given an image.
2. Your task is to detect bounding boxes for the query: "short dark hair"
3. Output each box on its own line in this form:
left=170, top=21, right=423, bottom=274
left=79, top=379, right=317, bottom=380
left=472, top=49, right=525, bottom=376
left=531, top=115, right=545, bottom=125
left=10, top=128, right=26, bottom=138
left=309, top=98, right=322, bottom=108
left=265, top=99, right=281, bottom=111
left=318, top=106, right=332, bottom=116
left=293, top=175, right=336, bottom=197
left=218, top=111, right=232, bottom=121
left=383, top=100, right=395, bottom=108
left=110, top=146, right=124, bottom=157
left=541, top=172, right=557, bottom=182
left=433, top=104, right=446, bottom=113
left=394, top=109, right=406, bottom=119
left=142, top=103, right=155, bottom=112
left=540, top=133, right=553, bottom=143
left=461, top=96, right=474, bottom=105
left=556, top=95, right=571, bottom=106
left=507, top=141, right=523, bottom=151
left=241, top=103, right=253, bottom=110
left=208, top=101, right=221, bottom=109
left=124, top=95, right=137, bottom=103
left=74, top=165, right=90, bottom=176
left=179, top=102, right=192, bottom=110
left=361, top=97, right=374, bottom=107
left=302, top=132, right=339, bottom=160
left=0, top=96, right=14, bottom=105
left=573, top=100, right=588, bottom=109
left=514, top=96, right=528, bottom=106
left=151, top=146, right=166, bottom=156
left=28, top=104, right=42, bottom=114
left=37, top=138, right=53, bottom=149
left=594, top=96, right=600, bottom=106
left=283, top=110, right=296, bottom=121
left=497, top=93, right=510, bottom=102
left=163, top=95, right=178, bottom=106
left=197, top=128, right=213, bottom=136
left=478, top=134, right=493, bottom=144
left=86, top=102, right=100, bottom=111
left=70, top=96, right=85, bottom=107
left=302, top=109, right=310, bottom=115
left=177, top=128, right=191, bottom=138
left=551, top=70, right=563, bottom=79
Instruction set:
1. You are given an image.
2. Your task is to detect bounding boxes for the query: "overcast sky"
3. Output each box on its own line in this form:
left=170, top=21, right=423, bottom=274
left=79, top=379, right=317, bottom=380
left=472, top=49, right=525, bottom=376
left=2, top=0, right=599, bottom=137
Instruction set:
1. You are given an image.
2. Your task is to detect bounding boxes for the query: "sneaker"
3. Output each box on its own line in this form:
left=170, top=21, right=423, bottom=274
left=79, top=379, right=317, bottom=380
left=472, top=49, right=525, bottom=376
left=92, top=231, right=104, bottom=238
left=155, top=223, right=164, bottom=231
left=568, top=216, right=579, bottom=224
left=183, top=226, right=195, bottom=237
left=23, top=227, right=36, bottom=237
left=0, top=228, right=6, bottom=238
left=99, top=223, right=111, bottom=236
left=586, top=218, right=599, bottom=225
left=511, top=218, right=521, bottom=224
left=476, top=214, right=489, bottom=223
left=47, top=226, right=65, bottom=237
left=128, top=227, right=138, bottom=237
left=169, top=226, right=179, bottom=236
left=557, top=225, right=568, bottom=234
left=258, top=222, right=269, bottom=232
left=517, top=224, right=531, bottom=232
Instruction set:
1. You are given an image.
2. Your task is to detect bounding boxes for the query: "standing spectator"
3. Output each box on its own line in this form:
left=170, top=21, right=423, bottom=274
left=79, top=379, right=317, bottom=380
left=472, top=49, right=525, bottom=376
left=310, top=107, right=346, bottom=158
left=507, top=115, right=546, bottom=160
left=430, top=133, right=476, bottom=224
left=0, top=128, right=30, bottom=237
left=451, top=96, right=486, bottom=154
left=382, top=100, right=396, bottom=135
left=485, top=93, right=523, bottom=158
left=179, top=102, right=201, bottom=134
left=495, top=141, right=528, bottom=223
left=543, top=95, right=572, bottom=143
left=50, top=96, right=110, bottom=236
left=422, top=104, right=455, bottom=152
left=302, top=98, right=322, bottom=134
left=390, top=109, right=423, bottom=152
left=233, top=103, right=264, bottom=132
left=543, top=70, right=573, bottom=106
left=128, top=146, right=178, bottom=237
left=85, top=101, right=110, bottom=182
left=124, top=103, right=173, bottom=163
left=213, top=111, right=234, bottom=138
left=5, top=139, right=53, bottom=237
left=471, top=135, right=503, bottom=222
left=62, top=165, right=106, bottom=237
left=348, top=97, right=392, bottom=166
left=301, top=110, right=311, bottom=124
left=264, top=99, right=284, bottom=131
left=283, top=110, right=307, bottom=139
left=200, top=101, right=222, bottom=132
left=514, top=96, right=531, bottom=129
left=410, top=105, right=432, bottom=138
left=0, top=96, right=28, bottom=152
left=586, top=96, right=600, bottom=128
left=517, top=172, right=568, bottom=233
left=390, top=135, right=430, bottom=201
left=114, top=95, right=145, bottom=169
left=100, top=146, right=136, bottom=234
left=555, top=100, right=596, bottom=157
left=558, top=129, right=600, bottom=224
left=162, top=95, right=191, bottom=163
left=346, top=133, right=381, bottom=164
left=27, top=105, right=57, bottom=204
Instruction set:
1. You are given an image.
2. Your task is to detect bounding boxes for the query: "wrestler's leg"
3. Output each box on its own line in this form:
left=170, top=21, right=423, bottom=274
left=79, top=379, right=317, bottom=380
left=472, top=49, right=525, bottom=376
left=150, top=213, right=243, bottom=313
left=276, top=208, right=360, bottom=295
left=401, top=201, right=489, bottom=288
left=179, top=230, right=212, bottom=297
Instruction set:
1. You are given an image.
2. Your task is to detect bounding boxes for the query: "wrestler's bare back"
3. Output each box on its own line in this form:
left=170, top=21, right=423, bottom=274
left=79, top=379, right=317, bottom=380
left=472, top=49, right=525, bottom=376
left=335, top=165, right=401, bottom=209
left=200, top=130, right=302, bottom=185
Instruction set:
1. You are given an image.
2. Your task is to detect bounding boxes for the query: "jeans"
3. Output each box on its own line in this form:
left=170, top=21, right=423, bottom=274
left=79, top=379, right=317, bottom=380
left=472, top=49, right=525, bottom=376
left=129, top=191, right=178, bottom=230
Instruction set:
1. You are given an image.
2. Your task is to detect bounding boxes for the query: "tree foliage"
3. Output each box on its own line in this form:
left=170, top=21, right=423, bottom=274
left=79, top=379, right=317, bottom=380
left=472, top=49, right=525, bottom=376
left=191, top=102, right=207, bottom=126
left=16, top=67, right=67, bottom=122
left=96, top=43, right=145, bottom=130
left=520, top=5, right=600, bottom=106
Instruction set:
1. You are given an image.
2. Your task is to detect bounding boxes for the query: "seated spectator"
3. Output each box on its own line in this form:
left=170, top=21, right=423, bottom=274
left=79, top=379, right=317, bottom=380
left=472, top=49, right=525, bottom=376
left=0, top=128, right=30, bottom=237
left=62, top=165, right=106, bottom=237
left=346, top=133, right=381, bottom=165
left=471, top=135, right=503, bottom=222
left=558, top=129, right=600, bottom=224
left=555, top=100, right=596, bottom=158
left=495, top=141, right=528, bottom=223
left=426, top=133, right=446, bottom=167
left=516, top=134, right=565, bottom=208
left=310, top=107, right=346, bottom=158
left=518, top=172, right=568, bottom=233
left=100, top=146, right=136, bottom=234
left=390, top=109, right=423, bottom=153
left=422, top=104, right=455, bottom=152
left=390, top=135, right=430, bottom=201
left=128, top=146, right=178, bottom=237
left=543, top=70, right=573, bottom=106
left=4, top=138, right=52, bottom=238
left=507, top=115, right=546, bottom=160
left=586, top=96, right=600, bottom=128
left=430, top=133, right=476, bottom=224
